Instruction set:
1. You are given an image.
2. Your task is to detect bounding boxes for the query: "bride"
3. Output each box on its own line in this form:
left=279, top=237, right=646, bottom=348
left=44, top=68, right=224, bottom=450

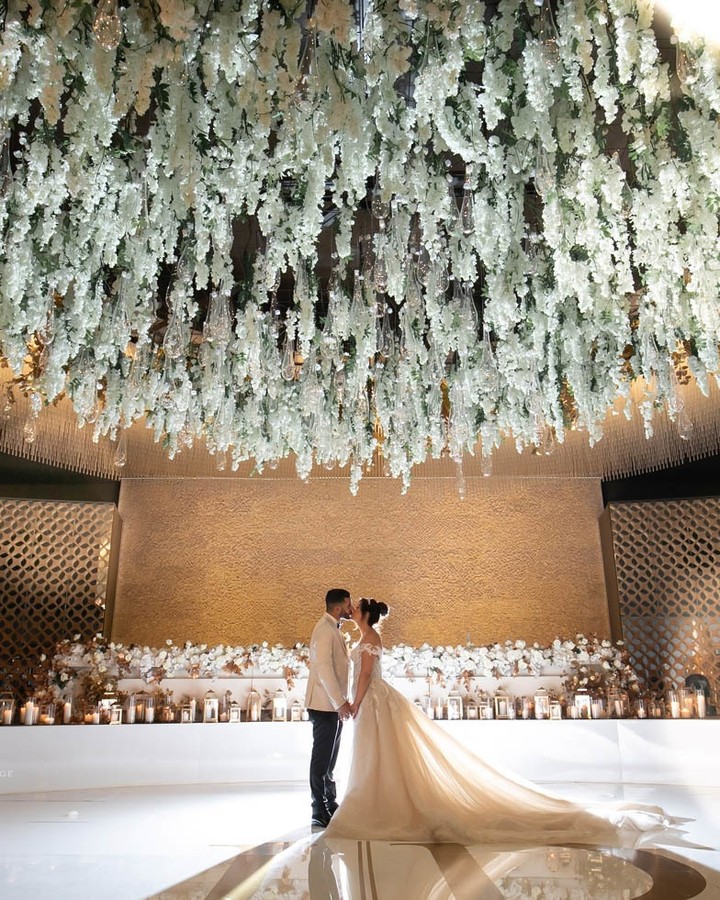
left=325, top=598, right=679, bottom=846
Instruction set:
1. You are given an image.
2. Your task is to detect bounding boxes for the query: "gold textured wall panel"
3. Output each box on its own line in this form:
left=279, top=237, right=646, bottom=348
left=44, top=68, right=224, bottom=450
left=113, top=478, right=610, bottom=648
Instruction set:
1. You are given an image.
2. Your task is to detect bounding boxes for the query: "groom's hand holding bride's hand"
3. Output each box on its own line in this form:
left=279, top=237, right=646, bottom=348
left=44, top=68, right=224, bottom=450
left=349, top=702, right=359, bottom=718
left=338, top=700, right=352, bottom=721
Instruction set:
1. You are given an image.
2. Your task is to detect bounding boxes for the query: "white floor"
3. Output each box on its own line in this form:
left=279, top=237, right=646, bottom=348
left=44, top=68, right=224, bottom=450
left=0, top=781, right=718, bottom=899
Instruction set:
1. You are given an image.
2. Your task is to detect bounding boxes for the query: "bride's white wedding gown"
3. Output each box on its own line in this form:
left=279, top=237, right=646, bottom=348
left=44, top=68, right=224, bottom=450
left=325, top=643, right=679, bottom=846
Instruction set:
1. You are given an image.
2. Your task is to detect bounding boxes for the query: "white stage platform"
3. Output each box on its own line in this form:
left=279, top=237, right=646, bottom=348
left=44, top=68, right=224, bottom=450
left=1, top=720, right=717, bottom=794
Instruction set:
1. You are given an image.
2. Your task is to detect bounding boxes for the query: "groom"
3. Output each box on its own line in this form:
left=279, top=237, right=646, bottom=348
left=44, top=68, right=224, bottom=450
left=305, top=588, right=353, bottom=828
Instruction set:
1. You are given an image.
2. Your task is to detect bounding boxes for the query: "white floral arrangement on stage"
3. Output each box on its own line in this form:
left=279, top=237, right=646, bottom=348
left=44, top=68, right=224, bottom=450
left=1, top=1, right=719, bottom=490
left=43, top=633, right=637, bottom=698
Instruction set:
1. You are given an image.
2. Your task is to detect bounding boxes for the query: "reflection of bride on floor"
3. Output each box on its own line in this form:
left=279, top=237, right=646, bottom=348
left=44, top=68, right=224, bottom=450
left=324, top=598, right=681, bottom=847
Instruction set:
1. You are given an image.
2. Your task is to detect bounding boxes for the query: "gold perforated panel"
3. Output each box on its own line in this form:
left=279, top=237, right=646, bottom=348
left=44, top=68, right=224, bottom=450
left=0, top=499, right=116, bottom=696
left=609, top=499, right=720, bottom=703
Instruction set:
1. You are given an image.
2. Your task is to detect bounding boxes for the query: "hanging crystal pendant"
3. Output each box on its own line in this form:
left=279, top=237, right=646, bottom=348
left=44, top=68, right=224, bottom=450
left=93, top=0, right=123, bottom=51
left=445, top=175, right=460, bottom=233
left=23, top=414, right=37, bottom=445
left=203, top=291, right=233, bottom=346
left=534, top=144, right=555, bottom=197
left=163, top=312, right=186, bottom=360
left=416, top=245, right=431, bottom=287
left=113, top=429, right=127, bottom=468
left=281, top=330, right=297, bottom=382
left=460, top=183, right=475, bottom=236
left=371, top=170, right=389, bottom=221
left=373, top=249, right=388, bottom=294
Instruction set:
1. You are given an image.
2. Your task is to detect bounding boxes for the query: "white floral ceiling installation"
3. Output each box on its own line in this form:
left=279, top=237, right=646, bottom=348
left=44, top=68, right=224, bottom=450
left=0, top=0, right=719, bottom=491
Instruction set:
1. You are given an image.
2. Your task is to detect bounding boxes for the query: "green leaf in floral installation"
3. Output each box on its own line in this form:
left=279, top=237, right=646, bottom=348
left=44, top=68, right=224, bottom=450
left=152, top=78, right=170, bottom=114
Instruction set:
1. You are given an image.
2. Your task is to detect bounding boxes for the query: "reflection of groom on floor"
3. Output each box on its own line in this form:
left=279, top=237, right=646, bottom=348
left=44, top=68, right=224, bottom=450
left=305, top=588, right=353, bottom=828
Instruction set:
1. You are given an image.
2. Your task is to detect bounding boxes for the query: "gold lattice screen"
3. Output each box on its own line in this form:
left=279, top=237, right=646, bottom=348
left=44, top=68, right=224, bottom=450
left=0, top=498, right=118, bottom=697
left=609, top=498, right=720, bottom=704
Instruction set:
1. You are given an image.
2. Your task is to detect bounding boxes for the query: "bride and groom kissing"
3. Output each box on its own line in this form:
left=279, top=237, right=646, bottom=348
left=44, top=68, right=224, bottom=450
left=303, top=587, right=679, bottom=846
left=304, top=588, right=386, bottom=829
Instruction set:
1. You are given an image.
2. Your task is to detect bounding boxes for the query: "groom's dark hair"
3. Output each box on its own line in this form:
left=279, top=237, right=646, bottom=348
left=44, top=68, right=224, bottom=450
left=326, top=588, right=350, bottom=609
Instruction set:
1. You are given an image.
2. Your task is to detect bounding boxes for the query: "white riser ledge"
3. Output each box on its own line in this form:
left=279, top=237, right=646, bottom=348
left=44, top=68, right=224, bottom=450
left=0, top=721, right=717, bottom=795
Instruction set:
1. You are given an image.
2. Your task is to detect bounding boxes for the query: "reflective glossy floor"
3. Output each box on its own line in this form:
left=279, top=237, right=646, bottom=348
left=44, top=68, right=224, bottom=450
left=0, top=782, right=718, bottom=899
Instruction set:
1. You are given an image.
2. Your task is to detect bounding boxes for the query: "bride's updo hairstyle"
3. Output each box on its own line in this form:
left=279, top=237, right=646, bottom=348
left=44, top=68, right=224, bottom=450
left=360, top=597, right=389, bottom=627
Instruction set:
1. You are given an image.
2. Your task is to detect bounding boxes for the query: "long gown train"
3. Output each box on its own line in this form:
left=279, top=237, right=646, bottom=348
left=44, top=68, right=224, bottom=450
left=325, top=644, right=681, bottom=846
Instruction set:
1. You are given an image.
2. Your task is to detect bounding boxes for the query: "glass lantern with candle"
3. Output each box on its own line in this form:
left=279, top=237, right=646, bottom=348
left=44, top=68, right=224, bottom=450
left=478, top=697, right=494, bottom=720
left=246, top=689, right=262, bottom=722
left=573, top=689, right=592, bottom=720
left=650, top=696, right=664, bottom=718
left=109, top=704, right=123, bottom=725
left=229, top=701, right=242, bottom=723
left=519, top=696, right=533, bottom=720
left=21, top=697, right=38, bottom=725
left=0, top=692, right=15, bottom=725
left=134, top=693, right=148, bottom=724
left=666, top=689, right=681, bottom=719
left=465, top=697, right=479, bottom=720
left=533, top=688, right=550, bottom=720
left=40, top=702, right=56, bottom=725
left=549, top=699, right=562, bottom=720
left=422, top=695, right=435, bottom=719
left=290, top=699, right=303, bottom=722
left=634, top=697, right=648, bottom=719
left=493, top=689, right=510, bottom=720
left=695, top=687, right=708, bottom=719
left=272, top=689, right=288, bottom=722
left=144, top=695, right=155, bottom=724
left=607, top=687, right=629, bottom=719
left=679, top=688, right=695, bottom=718
left=447, top=691, right=464, bottom=721
left=180, top=702, right=194, bottom=724
left=203, top=690, right=219, bottom=723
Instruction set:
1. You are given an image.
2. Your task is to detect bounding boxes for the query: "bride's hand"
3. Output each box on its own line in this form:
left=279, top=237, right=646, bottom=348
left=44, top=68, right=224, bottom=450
left=350, top=702, right=360, bottom=718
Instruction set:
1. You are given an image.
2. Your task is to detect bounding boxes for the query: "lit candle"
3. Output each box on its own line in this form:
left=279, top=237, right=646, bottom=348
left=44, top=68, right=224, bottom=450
left=434, top=702, right=444, bottom=720
left=697, top=693, right=706, bottom=719
left=23, top=702, right=34, bottom=726
left=591, top=702, right=602, bottom=719
left=670, top=699, right=680, bottom=719
left=92, top=711, right=100, bottom=725
left=63, top=702, right=72, bottom=725
left=84, top=713, right=93, bottom=724
left=2, top=709, right=11, bottom=725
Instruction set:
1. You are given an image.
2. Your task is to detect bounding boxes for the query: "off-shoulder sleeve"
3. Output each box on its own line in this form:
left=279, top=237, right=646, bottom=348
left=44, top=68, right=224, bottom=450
left=357, top=643, right=382, bottom=658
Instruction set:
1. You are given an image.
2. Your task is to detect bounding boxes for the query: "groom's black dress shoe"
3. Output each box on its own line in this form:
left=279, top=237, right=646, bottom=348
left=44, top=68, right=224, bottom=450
left=311, top=813, right=331, bottom=828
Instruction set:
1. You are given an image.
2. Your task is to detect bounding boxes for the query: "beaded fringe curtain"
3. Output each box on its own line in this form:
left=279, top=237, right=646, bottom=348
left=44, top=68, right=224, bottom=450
left=2, top=366, right=720, bottom=486
left=0, top=498, right=116, bottom=698
left=609, top=498, right=720, bottom=705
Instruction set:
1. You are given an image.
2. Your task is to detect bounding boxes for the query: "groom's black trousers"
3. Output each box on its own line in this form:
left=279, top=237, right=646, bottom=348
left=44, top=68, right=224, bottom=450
left=308, top=709, right=343, bottom=815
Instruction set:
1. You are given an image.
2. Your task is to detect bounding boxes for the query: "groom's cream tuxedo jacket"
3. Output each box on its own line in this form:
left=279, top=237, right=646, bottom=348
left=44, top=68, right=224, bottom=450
left=304, top=612, right=349, bottom=712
